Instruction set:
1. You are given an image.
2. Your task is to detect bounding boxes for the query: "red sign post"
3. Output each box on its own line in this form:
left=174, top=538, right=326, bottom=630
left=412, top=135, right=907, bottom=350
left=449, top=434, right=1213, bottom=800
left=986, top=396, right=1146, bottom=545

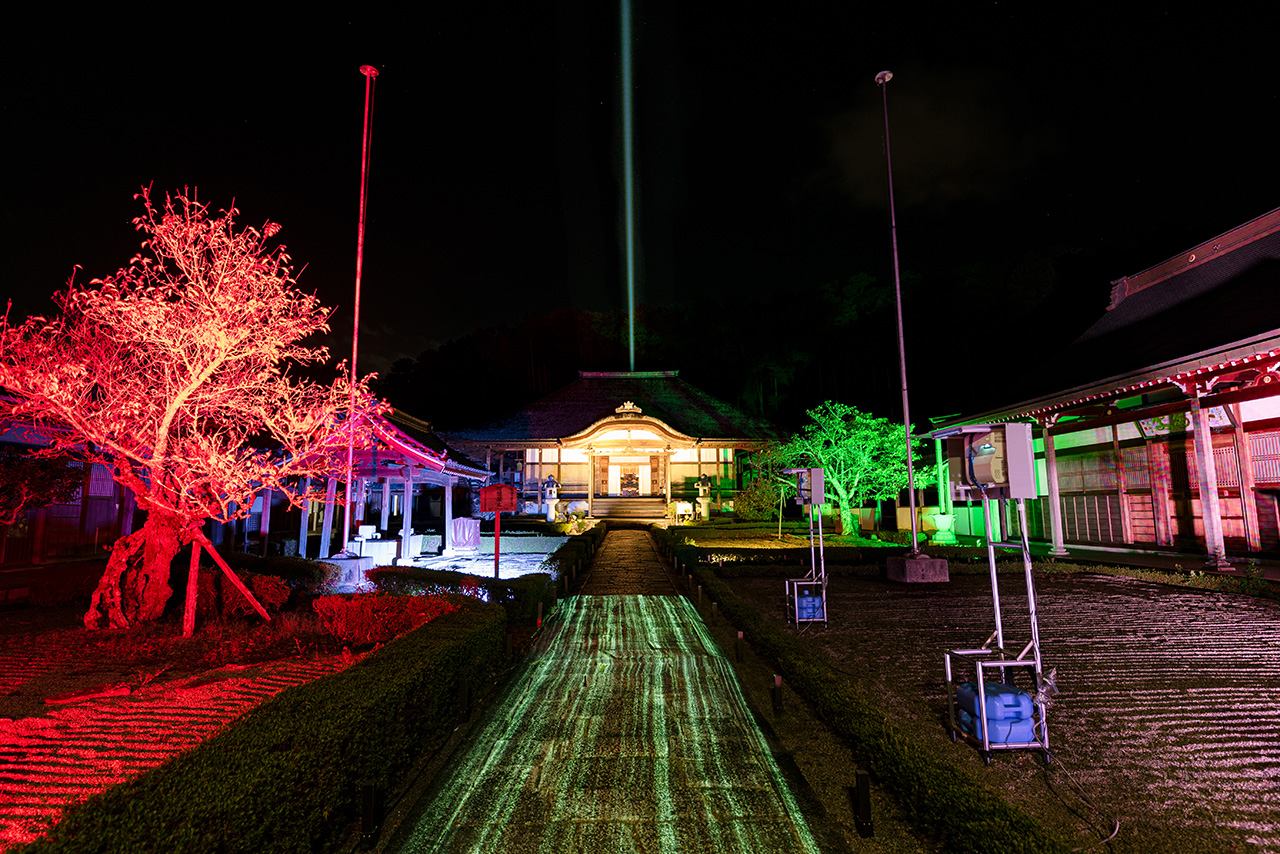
left=479, top=484, right=519, bottom=578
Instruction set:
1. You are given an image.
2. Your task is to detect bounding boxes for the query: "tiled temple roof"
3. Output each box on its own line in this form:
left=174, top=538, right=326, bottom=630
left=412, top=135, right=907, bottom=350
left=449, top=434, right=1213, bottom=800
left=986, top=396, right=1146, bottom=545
left=442, top=371, right=780, bottom=444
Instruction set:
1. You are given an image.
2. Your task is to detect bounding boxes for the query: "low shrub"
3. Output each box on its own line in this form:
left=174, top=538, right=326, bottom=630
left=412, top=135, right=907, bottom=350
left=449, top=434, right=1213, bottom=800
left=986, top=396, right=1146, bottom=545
left=195, top=568, right=295, bottom=620
left=216, top=550, right=332, bottom=587
left=27, top=560, right=104, bottom=606
left=312, top=592, right=460, bottom=645
left=23, top=600, right=506, bottom=854
left=367, top=567, right=555, bottom=626
left=538, top=522, right=606, bottom=580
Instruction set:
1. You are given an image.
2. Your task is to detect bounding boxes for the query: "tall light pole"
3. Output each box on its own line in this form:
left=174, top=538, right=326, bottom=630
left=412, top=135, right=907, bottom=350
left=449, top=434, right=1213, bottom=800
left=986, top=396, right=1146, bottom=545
left=876, top=70, right=920, bottom=555
left=342, top=64, right=378, bottom=554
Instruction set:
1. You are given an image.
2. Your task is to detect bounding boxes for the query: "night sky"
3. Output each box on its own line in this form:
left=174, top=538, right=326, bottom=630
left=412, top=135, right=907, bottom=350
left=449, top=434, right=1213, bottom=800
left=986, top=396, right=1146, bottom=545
left=4, top=4, right=1277, bottom=424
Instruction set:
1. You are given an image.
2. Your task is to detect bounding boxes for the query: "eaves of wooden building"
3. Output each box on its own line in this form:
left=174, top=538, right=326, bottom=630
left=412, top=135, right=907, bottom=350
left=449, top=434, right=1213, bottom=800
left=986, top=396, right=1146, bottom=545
left=936, top=207, right=1280, bottom=566
left=292, top=408, right=491, bottom=560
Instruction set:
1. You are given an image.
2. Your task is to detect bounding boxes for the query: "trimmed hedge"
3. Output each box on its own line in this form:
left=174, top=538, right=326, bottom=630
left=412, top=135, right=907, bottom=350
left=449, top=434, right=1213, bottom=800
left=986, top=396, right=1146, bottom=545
left=21, top=599, right=506, bottom=854
left=313, top=592, right=460, bottom=644
left=367, top=566, right=555, bottom=626
left=538, top=522, right=607, bottom=580
left=651, top=527, right=1069, bottom=854
left=215, top=551, right=332, bottom=586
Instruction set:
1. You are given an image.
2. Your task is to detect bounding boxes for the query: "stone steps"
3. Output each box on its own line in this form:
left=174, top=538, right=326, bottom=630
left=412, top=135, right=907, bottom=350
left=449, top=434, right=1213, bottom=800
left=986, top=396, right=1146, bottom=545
left=591, top=497, right=667, bottom=519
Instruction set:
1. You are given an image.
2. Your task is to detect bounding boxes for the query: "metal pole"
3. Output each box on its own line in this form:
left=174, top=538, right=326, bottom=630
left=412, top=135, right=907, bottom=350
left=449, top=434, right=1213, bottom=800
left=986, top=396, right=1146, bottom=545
left=343, top=65, right=378, bottom=554
left=876, top=70, right=919, bottom=555
left=982, top=495, right=1004, bottom=650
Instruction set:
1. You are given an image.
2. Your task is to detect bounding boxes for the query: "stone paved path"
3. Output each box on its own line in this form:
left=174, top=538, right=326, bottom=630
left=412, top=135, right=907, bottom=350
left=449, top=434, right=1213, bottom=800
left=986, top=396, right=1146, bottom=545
left=385, top=529, right=821, bottom=854
left=388, top=595, right=821, bottom=854
left=579, top=528, right=678, bottom=596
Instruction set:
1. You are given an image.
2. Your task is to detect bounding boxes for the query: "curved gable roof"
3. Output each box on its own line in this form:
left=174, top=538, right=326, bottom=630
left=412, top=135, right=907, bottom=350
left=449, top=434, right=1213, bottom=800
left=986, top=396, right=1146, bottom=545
left=442, top=371, right=780, bottom=444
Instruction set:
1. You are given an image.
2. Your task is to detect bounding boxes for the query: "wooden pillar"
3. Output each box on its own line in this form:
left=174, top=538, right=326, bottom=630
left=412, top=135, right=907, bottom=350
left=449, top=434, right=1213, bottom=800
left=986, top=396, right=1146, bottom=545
left=319, top=477, right=338, bottom=558
left=77, top=465, right=93, bottom=549
left=536, top=449, right=544, bottom=512
left=297, top=477, right=311, bottom=559
left=1147, top=438, right=1174, bottom=546
left=1042, top=424, right=1068, bottom=556
left=258, top=489, right=272, bottom=557
left=1112, top=424, right=1133, bottom=544
left=117, top=484, right=135, bottom=538
left=716, top=449, right=724, bottom=507
left=1188, top=394, right=1229, bottom=567
left=379, top=477, right=391, bottom=533
left=443, top=476, right=455, bottom=554
left=696, top=444, right=702, bottom=497
left=934, top=438, right=951, bottom=514
left=1232, top=403, right=1261, bottom=551
left=664, top=451, right=671, bottom=502
left=31, top=507, right=48, bottom=565
left=588, top=453, right=595, bottom=517
left=400, top=472, right=413, bottom=561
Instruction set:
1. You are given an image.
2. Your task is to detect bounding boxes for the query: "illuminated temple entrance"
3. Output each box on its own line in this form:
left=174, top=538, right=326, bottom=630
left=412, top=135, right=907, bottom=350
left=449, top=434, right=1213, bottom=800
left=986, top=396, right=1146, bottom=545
left=443, top=371, right=779, bottom=519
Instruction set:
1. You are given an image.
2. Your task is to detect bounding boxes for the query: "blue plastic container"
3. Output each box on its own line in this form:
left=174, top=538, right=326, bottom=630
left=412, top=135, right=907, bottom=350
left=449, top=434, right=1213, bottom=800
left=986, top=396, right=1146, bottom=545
left=956, top=681, right=1033, bottom=721
left=957, top=708, right=1036, bottom=744
left=796, top=589, right=824, bottom=621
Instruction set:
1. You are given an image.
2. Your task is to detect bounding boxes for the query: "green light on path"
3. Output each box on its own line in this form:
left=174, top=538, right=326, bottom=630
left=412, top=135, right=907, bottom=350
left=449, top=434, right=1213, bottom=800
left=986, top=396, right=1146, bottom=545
left=393, top=595, right=821, bottom=853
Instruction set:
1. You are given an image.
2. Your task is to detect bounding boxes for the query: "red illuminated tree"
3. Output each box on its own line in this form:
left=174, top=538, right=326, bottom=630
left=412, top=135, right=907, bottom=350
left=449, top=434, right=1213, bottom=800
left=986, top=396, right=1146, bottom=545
left=0, top=189, right=382, bottom=629
left=0, top=447, right=83, bottom=526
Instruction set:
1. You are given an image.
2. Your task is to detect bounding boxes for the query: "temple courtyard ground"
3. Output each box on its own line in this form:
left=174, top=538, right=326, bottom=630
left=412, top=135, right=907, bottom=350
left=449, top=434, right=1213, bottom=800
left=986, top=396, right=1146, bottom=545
left=385, top=528, right=1279, bottom=853
left=1, top=529, right=1277, bottom=852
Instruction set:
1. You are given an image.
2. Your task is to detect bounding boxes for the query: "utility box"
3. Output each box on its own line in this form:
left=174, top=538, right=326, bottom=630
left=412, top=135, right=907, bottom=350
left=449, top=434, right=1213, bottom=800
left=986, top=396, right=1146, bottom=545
left=946, top=423, right=1036, bottom=501
left=785, top=467, right=825, bottom=506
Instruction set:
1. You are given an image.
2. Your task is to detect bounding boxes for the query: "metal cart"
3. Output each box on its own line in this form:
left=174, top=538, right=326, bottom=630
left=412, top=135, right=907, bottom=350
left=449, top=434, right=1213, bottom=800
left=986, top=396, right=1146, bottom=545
left=784, top=467, right=828, bottom=628
left=930, top=424, right=1052, bottom=764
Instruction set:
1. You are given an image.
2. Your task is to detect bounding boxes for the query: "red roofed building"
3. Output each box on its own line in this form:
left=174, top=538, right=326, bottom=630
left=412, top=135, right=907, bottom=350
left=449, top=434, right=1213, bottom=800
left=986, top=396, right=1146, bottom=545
left=937, top=207, right=1280, bottom=566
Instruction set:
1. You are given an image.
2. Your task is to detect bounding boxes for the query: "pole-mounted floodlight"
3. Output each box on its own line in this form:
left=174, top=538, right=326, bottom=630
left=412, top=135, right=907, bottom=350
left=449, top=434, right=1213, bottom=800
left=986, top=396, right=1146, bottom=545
left=876, top=69, right=920, bottom=555
left=342, top=64, right=378, bottom=555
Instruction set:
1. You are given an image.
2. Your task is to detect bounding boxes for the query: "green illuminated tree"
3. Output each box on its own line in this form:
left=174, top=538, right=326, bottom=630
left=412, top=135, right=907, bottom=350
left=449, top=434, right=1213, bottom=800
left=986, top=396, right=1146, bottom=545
left=778, top=401, right=926, bottom=536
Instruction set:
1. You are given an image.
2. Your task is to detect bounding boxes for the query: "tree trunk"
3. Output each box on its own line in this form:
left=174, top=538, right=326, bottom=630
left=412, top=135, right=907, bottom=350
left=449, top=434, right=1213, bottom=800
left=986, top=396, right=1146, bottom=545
left=84, top=512, right=182, bottom=629
left=838, top=502, right=855, bottom=539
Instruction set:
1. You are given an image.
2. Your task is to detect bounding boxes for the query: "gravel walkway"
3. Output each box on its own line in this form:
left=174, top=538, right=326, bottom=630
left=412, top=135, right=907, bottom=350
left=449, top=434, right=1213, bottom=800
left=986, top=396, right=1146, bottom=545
left=0, top=654, right=356, bottom=851
left=727, top=569, right=1280, bottom=852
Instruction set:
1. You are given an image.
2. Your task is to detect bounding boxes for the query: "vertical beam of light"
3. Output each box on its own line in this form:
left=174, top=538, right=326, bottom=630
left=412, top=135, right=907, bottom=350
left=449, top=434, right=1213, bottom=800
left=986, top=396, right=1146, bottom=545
left=621, top=0, right=636, bottom=372
left=343, top=65, right=379, bottom=554
left=392, top=595, right=821, bottom=853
